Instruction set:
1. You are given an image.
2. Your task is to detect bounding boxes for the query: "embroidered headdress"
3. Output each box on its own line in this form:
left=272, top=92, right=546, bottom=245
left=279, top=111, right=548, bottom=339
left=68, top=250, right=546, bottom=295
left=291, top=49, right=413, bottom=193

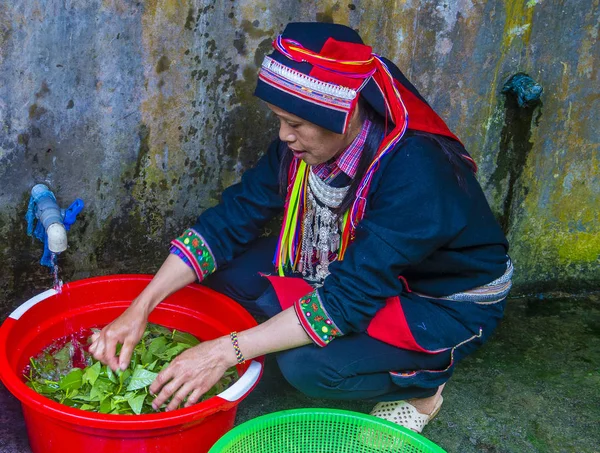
left=254, top=22, right=476, bottom=276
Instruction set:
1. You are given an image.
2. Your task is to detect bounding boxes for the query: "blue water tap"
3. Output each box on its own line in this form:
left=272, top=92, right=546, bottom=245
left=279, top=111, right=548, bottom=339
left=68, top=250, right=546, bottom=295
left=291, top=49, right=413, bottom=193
left=26, top=184, right=84, bottom=268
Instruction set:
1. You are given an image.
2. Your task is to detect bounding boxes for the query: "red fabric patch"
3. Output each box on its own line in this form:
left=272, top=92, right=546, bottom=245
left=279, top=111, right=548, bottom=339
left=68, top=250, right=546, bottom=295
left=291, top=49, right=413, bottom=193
left=366, top=296, right=432, bottom=353
left=393, top=79, right=461, bottom=144
left=320, top=38, right=373, bottom=61
left=264, top=276, right=434, bottom=353
left=263, top=275, right=313, bottom=309
left=308, top=38, right=371, bottom=90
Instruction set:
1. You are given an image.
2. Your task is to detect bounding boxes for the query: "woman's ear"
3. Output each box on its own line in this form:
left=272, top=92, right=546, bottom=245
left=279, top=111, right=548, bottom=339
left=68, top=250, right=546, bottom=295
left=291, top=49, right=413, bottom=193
left=347, top=103, right=364, bottom=139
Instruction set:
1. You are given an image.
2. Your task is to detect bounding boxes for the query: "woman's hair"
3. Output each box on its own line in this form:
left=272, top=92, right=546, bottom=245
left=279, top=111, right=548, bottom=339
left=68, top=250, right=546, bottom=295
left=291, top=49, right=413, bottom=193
left=278, top=97, right=469, bottom=216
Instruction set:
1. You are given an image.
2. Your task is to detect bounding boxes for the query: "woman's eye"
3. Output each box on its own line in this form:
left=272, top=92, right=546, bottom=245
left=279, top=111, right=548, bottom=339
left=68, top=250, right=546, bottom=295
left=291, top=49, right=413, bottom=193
left=288, top=122, right=300, bottom=128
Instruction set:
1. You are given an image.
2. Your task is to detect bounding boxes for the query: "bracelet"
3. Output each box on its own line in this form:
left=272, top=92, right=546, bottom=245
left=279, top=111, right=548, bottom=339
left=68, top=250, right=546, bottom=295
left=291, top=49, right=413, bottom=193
left=229, top=331, right=246, bottom=364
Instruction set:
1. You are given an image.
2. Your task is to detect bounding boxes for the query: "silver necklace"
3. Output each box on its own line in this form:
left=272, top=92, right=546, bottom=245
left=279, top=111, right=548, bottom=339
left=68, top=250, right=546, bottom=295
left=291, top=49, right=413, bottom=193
left=299, top=171, right=350, bottom=283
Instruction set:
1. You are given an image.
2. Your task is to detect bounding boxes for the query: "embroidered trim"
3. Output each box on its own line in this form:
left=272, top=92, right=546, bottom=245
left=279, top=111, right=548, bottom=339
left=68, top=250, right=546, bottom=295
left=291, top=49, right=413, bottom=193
left=259, top=57, right=356, bottom=116
left=413, top=259, right=513, bottom=304
left=261, top=56, right=358, bottom=100
left=258, top=70, right=352, bottom=113
left=170, top=229, right=217, bottom=282
left=170, top=245, right=192, bottom=268
left=294, top=290, right=343, bottom=347
left=389, top=328, right=484, bottom=378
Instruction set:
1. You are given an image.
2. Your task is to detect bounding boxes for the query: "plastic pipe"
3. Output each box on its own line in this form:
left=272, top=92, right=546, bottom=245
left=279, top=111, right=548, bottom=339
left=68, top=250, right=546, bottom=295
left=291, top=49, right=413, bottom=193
left=31, top=184, right=68, bottom=253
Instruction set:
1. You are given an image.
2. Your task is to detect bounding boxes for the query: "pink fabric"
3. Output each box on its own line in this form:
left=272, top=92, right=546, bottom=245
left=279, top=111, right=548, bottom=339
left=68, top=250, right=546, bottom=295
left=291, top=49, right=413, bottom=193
left=312, top=119, right=371, bottom=182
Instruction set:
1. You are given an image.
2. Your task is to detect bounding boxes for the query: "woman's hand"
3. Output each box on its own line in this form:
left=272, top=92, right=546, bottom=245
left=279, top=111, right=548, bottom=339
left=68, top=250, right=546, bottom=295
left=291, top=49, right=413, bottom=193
left=89, top=254, right=197, bottom=371
left=149, top=307, right=315, bottom=412
left=88, top=302, right=148, bottom=371
left=149, top=336, right=237, bottom=412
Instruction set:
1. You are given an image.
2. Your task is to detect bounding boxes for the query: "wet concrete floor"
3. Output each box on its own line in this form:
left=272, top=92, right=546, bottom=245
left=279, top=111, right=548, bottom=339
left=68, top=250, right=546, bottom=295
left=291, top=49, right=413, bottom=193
left=1, top=293, right=598, bottom=452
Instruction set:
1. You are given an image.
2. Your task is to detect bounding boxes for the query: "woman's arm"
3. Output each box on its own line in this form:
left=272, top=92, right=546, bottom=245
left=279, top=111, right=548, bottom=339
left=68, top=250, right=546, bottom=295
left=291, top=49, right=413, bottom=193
left=190, top=139, right=285, bottom=267
left=90, top=140, right=286, bottom=370
left=292, top=136, right=471, bottom=343
left=91, top=253, right=311, bottom=411
left=149, top=307, right=311, bottom=411
left=89, top=254, right=196, bottom=371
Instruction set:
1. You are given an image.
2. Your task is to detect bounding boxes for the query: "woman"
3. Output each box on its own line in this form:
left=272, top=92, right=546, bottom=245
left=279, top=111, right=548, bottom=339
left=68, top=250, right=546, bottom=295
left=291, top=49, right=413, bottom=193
left=90, top=22, right=511, bottom=433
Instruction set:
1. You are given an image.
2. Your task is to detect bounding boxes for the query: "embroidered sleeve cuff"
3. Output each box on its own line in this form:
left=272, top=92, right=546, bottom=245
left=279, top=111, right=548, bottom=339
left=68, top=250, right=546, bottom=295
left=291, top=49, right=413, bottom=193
left=170, top=229, right=217, bottom=282
left=170, top=245, right=194, bottom=269
left=293, top=289, right=343, bottom=347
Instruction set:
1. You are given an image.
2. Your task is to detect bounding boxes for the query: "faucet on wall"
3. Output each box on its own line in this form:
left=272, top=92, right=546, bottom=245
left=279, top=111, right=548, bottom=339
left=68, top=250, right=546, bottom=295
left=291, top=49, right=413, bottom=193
left=487, top=73, right=543, bottom=233
left=26, top=184, right=84, bottom=268
left=501, top=73, right=543, bottom=108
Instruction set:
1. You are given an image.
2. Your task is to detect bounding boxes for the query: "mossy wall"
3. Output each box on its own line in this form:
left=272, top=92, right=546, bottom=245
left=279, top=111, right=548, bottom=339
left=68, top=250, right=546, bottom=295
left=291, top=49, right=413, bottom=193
left=0, top=0, right=598, bottom=316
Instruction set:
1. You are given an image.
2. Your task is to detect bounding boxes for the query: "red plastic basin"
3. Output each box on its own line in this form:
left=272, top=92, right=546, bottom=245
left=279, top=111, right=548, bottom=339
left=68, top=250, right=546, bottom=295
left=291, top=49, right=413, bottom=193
left=0, top=275, right=264, bottom=453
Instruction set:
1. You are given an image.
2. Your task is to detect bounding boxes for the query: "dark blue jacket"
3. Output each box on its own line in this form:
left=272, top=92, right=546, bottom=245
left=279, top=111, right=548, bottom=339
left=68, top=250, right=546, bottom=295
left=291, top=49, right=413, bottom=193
left=195, top=133, right=508, bottom=333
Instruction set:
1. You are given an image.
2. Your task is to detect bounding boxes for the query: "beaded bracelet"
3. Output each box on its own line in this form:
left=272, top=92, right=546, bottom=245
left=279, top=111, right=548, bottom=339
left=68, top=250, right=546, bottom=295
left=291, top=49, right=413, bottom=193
left=229, top=331, right=246, bottom=364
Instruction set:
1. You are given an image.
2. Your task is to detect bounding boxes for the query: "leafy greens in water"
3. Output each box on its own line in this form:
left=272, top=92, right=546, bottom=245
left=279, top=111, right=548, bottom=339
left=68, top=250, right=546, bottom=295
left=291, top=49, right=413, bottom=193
left=25, top=323, right=238, bottom=415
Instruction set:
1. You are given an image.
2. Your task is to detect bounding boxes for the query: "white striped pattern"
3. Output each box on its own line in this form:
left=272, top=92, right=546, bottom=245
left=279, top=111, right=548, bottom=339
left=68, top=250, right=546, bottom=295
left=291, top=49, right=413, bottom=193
left=261, top=56, right=358, bottom=100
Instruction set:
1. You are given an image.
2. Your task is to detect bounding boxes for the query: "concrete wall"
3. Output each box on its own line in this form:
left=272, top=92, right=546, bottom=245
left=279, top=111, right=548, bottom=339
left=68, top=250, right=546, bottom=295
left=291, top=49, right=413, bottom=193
left=0, top=0, right=598, bottom=315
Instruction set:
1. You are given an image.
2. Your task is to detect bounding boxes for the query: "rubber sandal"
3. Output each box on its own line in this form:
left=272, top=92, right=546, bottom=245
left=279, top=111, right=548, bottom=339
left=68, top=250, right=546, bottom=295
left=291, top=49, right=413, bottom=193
left=369, top=395, right=443, bottom=433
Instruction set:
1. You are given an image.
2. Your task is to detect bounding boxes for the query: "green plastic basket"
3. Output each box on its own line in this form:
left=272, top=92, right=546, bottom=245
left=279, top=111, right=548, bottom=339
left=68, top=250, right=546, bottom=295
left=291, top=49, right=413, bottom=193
left=209, top=408, right=446, bottom=453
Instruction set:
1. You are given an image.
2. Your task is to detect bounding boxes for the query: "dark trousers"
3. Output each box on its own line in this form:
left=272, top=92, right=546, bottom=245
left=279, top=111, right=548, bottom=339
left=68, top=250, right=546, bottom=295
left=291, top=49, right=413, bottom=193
left=204, top=238, right=451, bottom=401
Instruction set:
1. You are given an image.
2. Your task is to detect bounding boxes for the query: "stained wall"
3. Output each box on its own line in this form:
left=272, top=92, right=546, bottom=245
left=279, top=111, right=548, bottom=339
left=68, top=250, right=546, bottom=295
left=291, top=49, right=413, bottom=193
left=0, top=0, right=598, bottom=314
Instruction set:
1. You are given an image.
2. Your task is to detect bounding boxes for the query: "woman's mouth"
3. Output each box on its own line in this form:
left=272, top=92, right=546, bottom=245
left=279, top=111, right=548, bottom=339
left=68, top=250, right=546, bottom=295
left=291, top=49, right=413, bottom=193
left=290, top=148, right=306, bottom=158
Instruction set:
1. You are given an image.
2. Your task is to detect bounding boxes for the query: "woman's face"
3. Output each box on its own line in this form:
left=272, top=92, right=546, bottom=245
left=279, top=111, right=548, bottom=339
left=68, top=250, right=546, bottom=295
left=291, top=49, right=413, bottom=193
left=267, top=103, right=362, bottom=166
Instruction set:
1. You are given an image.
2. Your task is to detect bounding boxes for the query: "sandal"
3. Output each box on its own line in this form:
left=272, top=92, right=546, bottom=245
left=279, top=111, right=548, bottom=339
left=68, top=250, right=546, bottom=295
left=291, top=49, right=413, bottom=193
left=369, top=396, right=443, bottom=433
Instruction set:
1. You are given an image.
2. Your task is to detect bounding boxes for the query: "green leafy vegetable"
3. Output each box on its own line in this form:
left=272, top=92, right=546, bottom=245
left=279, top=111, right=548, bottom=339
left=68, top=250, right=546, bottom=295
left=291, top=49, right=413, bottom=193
left=54, top=345, right=72, bottom=371
left=148, top=336, right=168, bottom=355
left=128, top=394, right=147, bottom=415
left=25, top=323, right=238, bottom=415
left=59, top=369, right=83, bottom=391
left=82, top=361, right=101, bottom=386
left=127, top=367, right=158, bottom=392
left=172, top=330, right=200, bottom=347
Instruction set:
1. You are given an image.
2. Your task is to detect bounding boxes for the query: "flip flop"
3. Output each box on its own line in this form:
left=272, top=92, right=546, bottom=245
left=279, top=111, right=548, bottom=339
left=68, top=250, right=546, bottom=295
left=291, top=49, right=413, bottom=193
left=369, top=395, right=444, bottom=433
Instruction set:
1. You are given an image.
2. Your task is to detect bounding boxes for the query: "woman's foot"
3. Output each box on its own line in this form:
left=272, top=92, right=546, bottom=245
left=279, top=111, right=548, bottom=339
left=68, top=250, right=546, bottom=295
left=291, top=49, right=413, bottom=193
left=369, top=384, right=445, bottom=433
left=407, top=383, right=445, bottom=415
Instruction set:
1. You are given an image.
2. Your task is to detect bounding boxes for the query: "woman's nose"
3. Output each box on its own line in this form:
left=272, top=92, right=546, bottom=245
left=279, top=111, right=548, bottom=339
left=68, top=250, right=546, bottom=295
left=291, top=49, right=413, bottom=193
left=279, top=123, right=296, bottom=144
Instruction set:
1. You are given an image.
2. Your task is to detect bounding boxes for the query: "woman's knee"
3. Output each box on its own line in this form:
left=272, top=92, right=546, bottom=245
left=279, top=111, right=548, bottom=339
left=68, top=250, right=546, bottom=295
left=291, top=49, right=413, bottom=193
left=276, top=346, right=343, bottom=398
left=203, top=237, right=277, bottom=303
left=204, top=266, right=262, bottom=300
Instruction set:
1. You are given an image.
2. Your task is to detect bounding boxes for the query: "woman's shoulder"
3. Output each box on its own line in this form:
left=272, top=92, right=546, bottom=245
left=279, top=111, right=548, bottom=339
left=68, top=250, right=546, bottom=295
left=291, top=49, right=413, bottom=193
left=378, top=133, right=464, bottom=182
left=392, top=133, right=455, bottom=163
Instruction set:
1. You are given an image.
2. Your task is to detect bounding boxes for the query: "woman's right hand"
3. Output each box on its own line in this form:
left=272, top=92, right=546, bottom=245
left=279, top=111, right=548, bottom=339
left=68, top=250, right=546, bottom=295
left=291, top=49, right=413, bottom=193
left=88, top=301, right=149, bottom=371
left=88, top=253, right=198, bottom=371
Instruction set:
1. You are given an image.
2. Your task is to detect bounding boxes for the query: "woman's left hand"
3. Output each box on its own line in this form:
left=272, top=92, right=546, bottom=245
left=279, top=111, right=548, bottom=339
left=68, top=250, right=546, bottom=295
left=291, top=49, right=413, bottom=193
left=149, top=307, right=312, bottom=412
left=149, top=336, right=237, bottom=412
